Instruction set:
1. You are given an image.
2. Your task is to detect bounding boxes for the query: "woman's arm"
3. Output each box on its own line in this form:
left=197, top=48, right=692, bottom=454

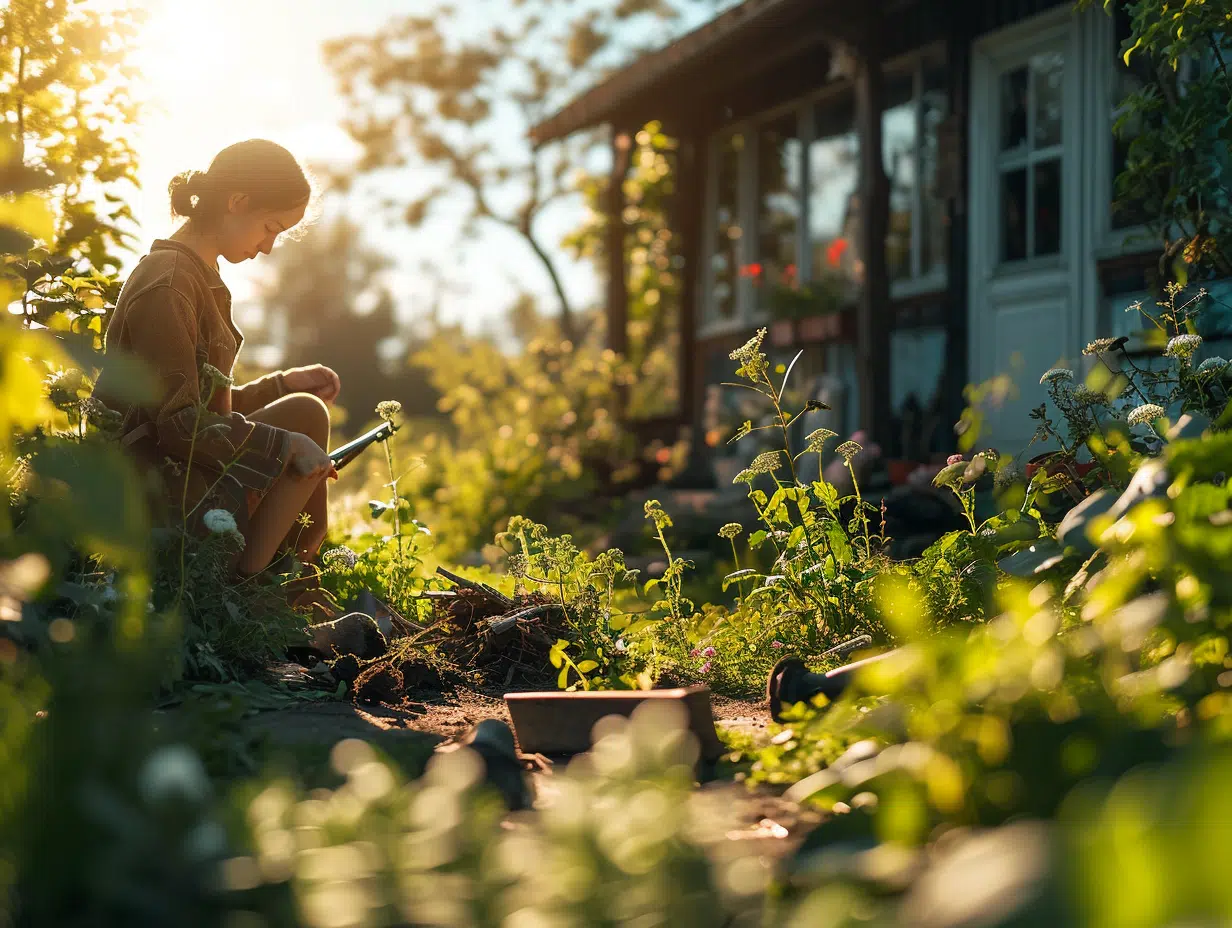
left=232, top=365, right=341, bottom=413
left=124, top=286, right=291, bottom=492
left=231, top=369, right=287, bottom=415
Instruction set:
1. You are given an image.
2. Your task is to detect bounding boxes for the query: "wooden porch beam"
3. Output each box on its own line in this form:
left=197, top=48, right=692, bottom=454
left=852, top=24, right=893, bottom=446
left=675, top=131, right=703, bottom=439
left=606, top=128, right=633, bottom=358
left=940, top=0, right=975, bottom=444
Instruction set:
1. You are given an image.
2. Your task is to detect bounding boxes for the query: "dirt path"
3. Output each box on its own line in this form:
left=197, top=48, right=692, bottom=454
left=333, top=684, right=774, bottom=747
left=242, top=682, right=813, bottom=876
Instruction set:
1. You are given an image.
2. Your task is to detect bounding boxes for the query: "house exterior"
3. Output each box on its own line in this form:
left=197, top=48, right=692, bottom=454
left=531, top=0, right=1180, bottom=484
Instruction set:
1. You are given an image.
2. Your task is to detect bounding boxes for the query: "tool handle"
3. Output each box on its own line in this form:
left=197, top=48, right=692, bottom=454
left=328, top=420, right=399, bottom=471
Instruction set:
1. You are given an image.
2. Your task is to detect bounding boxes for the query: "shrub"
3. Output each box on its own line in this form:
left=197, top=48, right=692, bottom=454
left=336, top=321, right=645, bottom=564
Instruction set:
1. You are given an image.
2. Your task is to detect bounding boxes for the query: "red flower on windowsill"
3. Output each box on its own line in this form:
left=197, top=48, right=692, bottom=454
left=738, top=263, right=764, bottom=286
left=826, top=238, right=849, bottom=268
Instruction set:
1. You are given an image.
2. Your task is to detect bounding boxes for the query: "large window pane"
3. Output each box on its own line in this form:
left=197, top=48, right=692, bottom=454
left=1001, top=167, right=1028, bottom=262
left=1031, top=52, right=1064, bottom=148
left=882, top=72, right=916, bottom=282
left=809, top=100, right=861, bottom=294
left=708, top=131, right=743, bottom=322
left=1034, top=159, right=1062, bottom=255
left=996, top=46, right=1065, bottom=264
left=755, top=114, right=803, bottom=294
left=1001, top=66, right=1029, bottom=152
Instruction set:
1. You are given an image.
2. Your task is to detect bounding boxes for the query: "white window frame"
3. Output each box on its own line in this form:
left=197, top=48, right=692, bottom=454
left=992, top=50, right=1068, bottom=271
left=697, top=44, right=949, bottom=338
left=886, top=47, right=950, bottom=299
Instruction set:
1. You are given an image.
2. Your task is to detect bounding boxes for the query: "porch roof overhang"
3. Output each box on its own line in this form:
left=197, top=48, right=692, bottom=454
left=529, top=0, right=824, bottom=145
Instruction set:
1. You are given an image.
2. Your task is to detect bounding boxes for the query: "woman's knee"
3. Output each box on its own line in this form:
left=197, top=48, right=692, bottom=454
left=280, top=392, right=330, bottom=444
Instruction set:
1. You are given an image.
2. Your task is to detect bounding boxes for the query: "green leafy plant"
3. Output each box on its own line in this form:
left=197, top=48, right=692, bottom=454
left=1080, top=0, right=1232, bottom=285
left=369, top=325, right=645, bottom=563
left=496, top=514, right=652, bottom=690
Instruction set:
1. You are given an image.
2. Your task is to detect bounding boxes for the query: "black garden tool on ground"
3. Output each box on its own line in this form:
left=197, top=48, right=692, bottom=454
left=463, top=719, right=533, bottom=812
left=766, top=637, right=899, bottom=722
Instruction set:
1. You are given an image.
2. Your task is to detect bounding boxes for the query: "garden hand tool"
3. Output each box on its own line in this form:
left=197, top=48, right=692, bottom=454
left=766, top=640, right=896, bottom=723
left=464, top=719, right=533, bottom=812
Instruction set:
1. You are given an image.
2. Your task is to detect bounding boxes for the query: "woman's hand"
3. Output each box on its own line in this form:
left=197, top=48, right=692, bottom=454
left=282, top=365, right=341, bottom=404
left=288, top=432, right=336, bottom=481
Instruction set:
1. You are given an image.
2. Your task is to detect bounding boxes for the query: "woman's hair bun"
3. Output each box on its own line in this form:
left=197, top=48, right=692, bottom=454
left=168, top=141, right=312, bottom=227
left=168, top=170, right=206, bottom=219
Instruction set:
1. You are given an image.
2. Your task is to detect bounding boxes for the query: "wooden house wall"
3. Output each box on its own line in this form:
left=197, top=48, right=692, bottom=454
left=615, top=0, right=1105, bottom=477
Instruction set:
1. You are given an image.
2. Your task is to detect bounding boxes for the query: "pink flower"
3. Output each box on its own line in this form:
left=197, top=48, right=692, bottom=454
left=689, top=648, right=700, bottom=658
left=702, top=646, right=717, bottom=658
left=700, top=661, right=712, bottom=674
left=947, top=453, right=964, bottom=466
left=771, top=640, right=784, bottom=649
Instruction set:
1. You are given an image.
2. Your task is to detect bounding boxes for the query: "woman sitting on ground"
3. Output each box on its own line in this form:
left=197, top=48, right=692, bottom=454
left=95, top=139, right=342, bottom=581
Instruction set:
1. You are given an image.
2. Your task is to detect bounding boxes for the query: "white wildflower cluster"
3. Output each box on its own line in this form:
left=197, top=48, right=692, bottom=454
left=1083, top=338, right=1120, bottom=356
left=321, top=546, right=360, bottom=572
left=376, top=400, right=402, bottom=422
left=804, top=428, right=837, bottom=453
left=1040, top=368, right=1074, bottom=386
left=728, top=329, right=769, bottom=381
left=1165, top=334, right=1203, bottom=360
left=747, top=451, right=783, bottom=476
left=835, top=440, right=863, bottom=464
left=1127, top=403, right=1166, bottom=427
left=1197, top=356, right=1229, bottom=376
left=717, top=523, right=743, bottom=540
left=203, top=509, right=244, bottom=546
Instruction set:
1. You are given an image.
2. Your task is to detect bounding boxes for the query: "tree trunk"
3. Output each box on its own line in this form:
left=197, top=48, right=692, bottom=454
left=522, top=224, right=579, bottom=345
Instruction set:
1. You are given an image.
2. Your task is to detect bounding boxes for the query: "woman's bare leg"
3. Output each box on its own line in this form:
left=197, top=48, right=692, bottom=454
left=238, top=392, right=331, bottom=575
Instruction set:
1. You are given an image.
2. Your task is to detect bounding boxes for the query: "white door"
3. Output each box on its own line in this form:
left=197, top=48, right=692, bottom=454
left=969, top=8, right=1092, bottom=454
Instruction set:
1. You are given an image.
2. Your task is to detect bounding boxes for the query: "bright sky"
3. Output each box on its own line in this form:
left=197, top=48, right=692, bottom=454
left=126, top=0, right=602, bottom=336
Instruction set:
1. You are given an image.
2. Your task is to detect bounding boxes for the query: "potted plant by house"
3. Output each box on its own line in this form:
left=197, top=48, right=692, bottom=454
left=766, top=274, right=847, bottom=344
left=1023, top=450, right=1102, bottom=482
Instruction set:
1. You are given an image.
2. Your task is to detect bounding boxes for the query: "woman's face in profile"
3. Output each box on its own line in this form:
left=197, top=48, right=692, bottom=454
left=217, top=196, right=307, bottom=264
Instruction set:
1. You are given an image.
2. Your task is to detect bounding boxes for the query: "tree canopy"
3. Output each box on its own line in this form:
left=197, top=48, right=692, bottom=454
left=0, top=0, right=142, bottom=271
left=324, top=0, right=721, bottom=342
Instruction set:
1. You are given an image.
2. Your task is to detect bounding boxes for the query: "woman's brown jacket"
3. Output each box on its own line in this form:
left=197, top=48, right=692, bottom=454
left=93, top=239, right=291, bottom=533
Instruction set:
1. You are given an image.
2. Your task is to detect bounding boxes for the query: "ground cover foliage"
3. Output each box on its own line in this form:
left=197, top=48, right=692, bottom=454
left=10, top=250, right=1232, bottom=925
left=7, top=0, right=1232, bottom=925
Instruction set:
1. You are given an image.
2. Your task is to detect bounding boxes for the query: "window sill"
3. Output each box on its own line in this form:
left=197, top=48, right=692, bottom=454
left=696, top=275, right=949, bottom=340
left=991, top=254, right=1065, bottom=278
left=890, top=271, right=948, bottom=301
left=696, top=317, right=755, bottom=341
